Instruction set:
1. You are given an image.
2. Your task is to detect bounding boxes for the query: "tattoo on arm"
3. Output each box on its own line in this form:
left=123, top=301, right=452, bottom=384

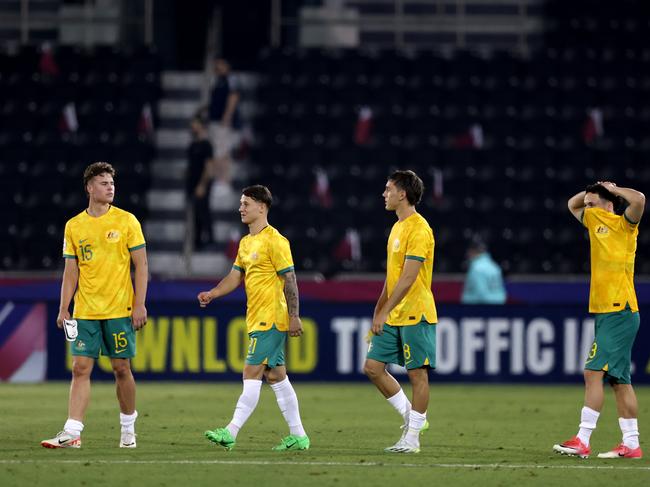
left=283, top=272, right=300, bottom=317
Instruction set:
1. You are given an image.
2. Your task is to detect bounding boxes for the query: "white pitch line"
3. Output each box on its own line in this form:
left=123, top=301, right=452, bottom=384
left=0, top=459, right=649, bottom=471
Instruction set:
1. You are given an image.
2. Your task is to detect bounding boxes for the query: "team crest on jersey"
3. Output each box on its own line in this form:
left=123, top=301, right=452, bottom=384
left=595, top=225, right=609, bottom=237
left=392, top=238, right=401, bottom=252
left=106, top=230, right=121, bottom=242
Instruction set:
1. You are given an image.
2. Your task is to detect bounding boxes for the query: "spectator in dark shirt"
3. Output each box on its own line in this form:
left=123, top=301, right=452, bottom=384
left=186, top=117, right=215, bottom=250
left=208, top=57, right=241, bottom=188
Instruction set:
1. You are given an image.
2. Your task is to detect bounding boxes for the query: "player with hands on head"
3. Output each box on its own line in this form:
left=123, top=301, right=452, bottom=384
left=555, top=181, right=645, bottom=459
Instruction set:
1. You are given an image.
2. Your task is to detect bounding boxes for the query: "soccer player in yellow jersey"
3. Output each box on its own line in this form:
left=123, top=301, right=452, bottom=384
left=554, top=182, right=645, bottom=459
left=364, top=170, right=437, bottom=453
left=41, top=162, right=148, bottom=449
left=199, top=185, right=309, bottom=451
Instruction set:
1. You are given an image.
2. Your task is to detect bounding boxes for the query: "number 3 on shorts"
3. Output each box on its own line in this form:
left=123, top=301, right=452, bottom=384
left=588, top=342, right=598, bottom=360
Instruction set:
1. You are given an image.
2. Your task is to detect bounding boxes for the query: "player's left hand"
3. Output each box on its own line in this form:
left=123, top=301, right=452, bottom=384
left=372, top=312, right=387, bottom=335
left=132, top=304, right=147, bottom=330
left=288, top=316, right=303, bottom=337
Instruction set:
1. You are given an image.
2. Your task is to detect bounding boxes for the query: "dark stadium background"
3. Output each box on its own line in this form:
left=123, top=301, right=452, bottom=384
left=1, top=0, right=649, bottom=385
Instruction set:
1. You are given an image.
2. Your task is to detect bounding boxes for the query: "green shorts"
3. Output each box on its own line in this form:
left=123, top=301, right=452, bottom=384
left=245, top=325, right=286, bottom=368
left=584, top=305, right=640, bottom=384
left=71, top=317, right=136, bottom=359
left=366, top=320, right=436, bottom=369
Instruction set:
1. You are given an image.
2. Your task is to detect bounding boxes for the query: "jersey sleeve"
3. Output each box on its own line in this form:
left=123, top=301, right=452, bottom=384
left=621, top=212, right=640, bottom=232
left=62, top=221, right=77, bottom=259
left=270, top=235, right=295, bottom=275
left=127, top=214, right=146, bottom=251
left=405, top=225, right=432, bottom=262
left=233, top=243, right=244, bottom=273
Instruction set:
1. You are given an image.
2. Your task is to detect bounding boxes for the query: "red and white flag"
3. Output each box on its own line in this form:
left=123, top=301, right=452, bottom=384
left=138, top=103, right=154, bottom=136
left=354, top=105, right=373, bottom=146
left=226, top=229, right=241, bottom=261
left=39, top=43, right=59, bottom=77
left=334, top=228, right=362, bottom=262
left=582, top=108, right=604, bottom=144
left=58, top=102, right=78, bottom=133
left=453, top=123, right=483, bottom=149
left=312, top=167, right=332, bottom=208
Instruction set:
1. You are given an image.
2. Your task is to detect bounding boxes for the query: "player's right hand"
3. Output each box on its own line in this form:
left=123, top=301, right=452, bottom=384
left=56, top=310, right=70, bottom=329
left=197, top=291, right=214, bottom=307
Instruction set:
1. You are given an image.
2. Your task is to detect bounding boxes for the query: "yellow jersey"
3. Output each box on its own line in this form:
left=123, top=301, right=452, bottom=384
left=233, top=225, right=294, bottom=333
left=582, top=207, right=639, bottom=313
left=385, top=212, right=437, bottom=326
left=63, top=206, right=146, bottom=320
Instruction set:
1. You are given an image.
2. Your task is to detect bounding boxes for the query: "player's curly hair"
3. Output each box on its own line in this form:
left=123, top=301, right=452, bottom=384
left=83, top=162, right=115, bottom=196
left=389, top=170, right=424, bottom=206
left=242, top=185, right=272, bottom=208
left=585, top=183, right=626, bottom=214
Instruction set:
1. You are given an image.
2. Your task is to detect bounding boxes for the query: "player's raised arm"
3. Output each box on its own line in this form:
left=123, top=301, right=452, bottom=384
left=600, top=181, right=646, bottom=224
left=198, top=267, right=243, bottom=307
left=568, top=190, right=587, bottom=223
left=57, top=258, right=79, bottom=329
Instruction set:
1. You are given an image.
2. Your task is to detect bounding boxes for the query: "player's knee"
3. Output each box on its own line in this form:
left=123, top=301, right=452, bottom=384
left=111, top=359, right=132, bottom=378
left=363, top=361, right=381, bottom=379
left=71, top=361, right=92, bottom=378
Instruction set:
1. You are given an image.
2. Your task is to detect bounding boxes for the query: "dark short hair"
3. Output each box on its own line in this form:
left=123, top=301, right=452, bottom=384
left=242, top=185, right=272, bottom=208
left=83, top=162, right=115, bottom=195
left=585, top=183, right=624, bottom=213
left=389, top=170, right=424, bottom=206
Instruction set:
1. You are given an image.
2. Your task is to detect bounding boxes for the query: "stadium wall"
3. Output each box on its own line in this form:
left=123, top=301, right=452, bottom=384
left=1, top=279, right=649, bottom=384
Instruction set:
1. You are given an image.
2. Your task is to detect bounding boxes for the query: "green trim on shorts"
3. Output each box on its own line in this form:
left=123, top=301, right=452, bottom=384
left=233, top=264, right=244, bottom=273
left=128, top=243, right=146, bottom=252
left=71, top=317, right=135, bottom=359
left=277, top=266, right=295, bottom=275
left=405, top=255, right=425, bottom=262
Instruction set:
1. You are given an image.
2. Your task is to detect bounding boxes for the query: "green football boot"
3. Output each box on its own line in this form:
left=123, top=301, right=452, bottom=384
left=204, top=427, right=236, bottom=451
left=272, top=434, right=310, bottom=451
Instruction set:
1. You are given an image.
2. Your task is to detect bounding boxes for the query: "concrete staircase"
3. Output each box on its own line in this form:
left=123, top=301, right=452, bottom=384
left=146, top=71, right=252, bottom=278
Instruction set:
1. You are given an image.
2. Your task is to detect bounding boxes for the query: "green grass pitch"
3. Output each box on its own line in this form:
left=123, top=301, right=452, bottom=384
left=1, top=382, right=649, bottom=486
